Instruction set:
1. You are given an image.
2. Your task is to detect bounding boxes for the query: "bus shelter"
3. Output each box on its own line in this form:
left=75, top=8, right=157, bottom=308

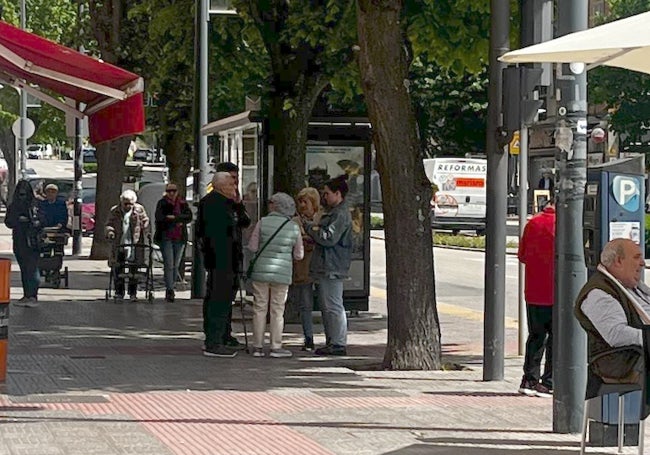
left=201, top=113, right=371, bottom=312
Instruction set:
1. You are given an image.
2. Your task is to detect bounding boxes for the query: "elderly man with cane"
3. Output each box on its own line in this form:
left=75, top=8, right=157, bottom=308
left=196, top=172, right=244, bottom=358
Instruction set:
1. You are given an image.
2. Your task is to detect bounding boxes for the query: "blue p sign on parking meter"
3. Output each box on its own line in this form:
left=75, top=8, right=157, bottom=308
left=584, top=156, right=645, bottom=274
left=612, top=175, right=641, bottom=212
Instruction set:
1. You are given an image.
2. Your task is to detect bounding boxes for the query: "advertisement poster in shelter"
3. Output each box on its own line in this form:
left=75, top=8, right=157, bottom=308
left=306, top=145, right=365, bottom=291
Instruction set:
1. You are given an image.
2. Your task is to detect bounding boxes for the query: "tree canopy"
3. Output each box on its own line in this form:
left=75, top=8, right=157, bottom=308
left=588, top=1, right=650, bottom=141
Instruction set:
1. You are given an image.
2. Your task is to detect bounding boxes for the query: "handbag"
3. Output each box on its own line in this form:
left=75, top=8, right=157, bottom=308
left=246, top=218, right=291, bottom=279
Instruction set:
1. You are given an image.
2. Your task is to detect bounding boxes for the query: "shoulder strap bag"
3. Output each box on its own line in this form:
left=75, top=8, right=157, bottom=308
left=246, top=218, right=291, bottom=279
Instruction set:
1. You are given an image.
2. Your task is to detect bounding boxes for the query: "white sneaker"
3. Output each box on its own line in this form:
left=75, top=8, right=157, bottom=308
left=269, top=348, right=292, bottom=358
left=252, top=347, right=265, bottom=357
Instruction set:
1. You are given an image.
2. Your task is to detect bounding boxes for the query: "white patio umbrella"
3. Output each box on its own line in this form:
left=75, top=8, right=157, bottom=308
left=500, top=10, right=650, bottom=75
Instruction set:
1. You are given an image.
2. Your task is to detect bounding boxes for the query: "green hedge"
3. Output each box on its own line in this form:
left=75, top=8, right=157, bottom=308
left=433, top=234, right=518, bottom=250
left=370, top=215, right=384, bottom=230
left=83, top=163, right=97, bottom=173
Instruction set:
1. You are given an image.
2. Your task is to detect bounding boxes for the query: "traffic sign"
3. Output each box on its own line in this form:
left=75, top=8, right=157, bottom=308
left=11, top=117, right=35, bottom=139
left=509, top=131, right=520, bottom=155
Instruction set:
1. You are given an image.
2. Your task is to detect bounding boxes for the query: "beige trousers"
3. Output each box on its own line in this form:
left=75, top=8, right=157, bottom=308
left=251, top=281, right=289, bottom=349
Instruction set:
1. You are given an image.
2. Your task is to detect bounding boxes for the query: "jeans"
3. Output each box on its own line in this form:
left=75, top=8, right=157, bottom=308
left=160, top=239, right=185, bottom=291
left=289, top=283, right=314, bottom=340
left=14, top=247, right=39, bottom=299
left=251, top=281, right=289, bottom=349
left=523, top=304, right=553, bottom=388
left=203, top=269, right=237, bottom=349
left=318, top=277, right=347, bottom=347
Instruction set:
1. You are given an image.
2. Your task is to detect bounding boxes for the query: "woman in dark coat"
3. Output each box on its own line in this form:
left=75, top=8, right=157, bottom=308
left=154, top=182, right=192, bottom=302
left=5, top=180, right=44, bottom=306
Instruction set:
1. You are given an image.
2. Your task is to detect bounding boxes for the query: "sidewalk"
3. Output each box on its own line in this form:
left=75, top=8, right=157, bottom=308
left=0, top=230, right=634, bottom=454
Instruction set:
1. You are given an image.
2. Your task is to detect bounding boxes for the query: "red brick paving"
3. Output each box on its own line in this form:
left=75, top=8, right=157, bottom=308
left=0, top=388, right=549, bottom=455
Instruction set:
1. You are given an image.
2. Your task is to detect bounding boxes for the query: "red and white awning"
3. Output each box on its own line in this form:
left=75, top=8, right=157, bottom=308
left=0, top=20, right=145, bottom=144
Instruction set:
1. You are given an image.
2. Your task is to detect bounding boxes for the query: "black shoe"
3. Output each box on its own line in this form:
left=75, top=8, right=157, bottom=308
left=534, top=383, right=553, bottom=398
left=518, top=376, right=537, bottom=396
left=301, top=337, right=314, bottom=352
left=314, top=345, right=347, bottom=356
left=203, top=345, right=237, bottom=358
left=165, top=289, right=175, bottom=303
left=224, top=337, right=245, bottom=350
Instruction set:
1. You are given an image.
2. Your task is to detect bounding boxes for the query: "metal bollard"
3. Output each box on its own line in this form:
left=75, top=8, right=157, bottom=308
left=0, top=258, right=10, bottom=383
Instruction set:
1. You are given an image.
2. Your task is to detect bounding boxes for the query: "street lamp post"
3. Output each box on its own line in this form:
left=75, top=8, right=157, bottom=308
left=19, top=0, right=27, bottom=180
left=191, top=0, right=237, bottom=298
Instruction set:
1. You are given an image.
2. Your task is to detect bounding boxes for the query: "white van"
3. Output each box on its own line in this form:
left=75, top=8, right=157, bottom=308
left=423, top=157, right=487, bottom=234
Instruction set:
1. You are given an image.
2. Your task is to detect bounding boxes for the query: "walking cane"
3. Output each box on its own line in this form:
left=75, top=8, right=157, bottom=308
left=238, top=273, right=250, bottom=353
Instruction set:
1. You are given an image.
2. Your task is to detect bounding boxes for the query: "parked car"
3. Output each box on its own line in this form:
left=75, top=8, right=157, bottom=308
left=0, top=150, right=7, bottom=205
left=133, top=148, right=157, bottom=163
left=81, top=187, right=96, bottom=233
left=27, top=177, right=75, bottom=199
left=29, top=177, right=97, bottom=234
left=0, top=150, right=8, bottom=183
left=26, top=143, right=45, bottom=159
left=83, top=147, right=97, bottom=163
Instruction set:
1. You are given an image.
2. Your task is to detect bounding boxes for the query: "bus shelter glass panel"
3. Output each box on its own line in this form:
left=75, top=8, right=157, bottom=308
left=306, top=145, right=366, bottom=292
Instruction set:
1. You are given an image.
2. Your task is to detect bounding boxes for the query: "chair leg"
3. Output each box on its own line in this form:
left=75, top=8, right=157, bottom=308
left=639, top=417, right=645, bottom=455
left=618, top=394, right=625, bottom=454
left=581, top=399, right=589, bottom=455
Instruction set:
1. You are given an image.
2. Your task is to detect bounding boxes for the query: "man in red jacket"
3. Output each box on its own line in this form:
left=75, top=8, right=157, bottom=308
left=518, top=199, right=556, bottom=397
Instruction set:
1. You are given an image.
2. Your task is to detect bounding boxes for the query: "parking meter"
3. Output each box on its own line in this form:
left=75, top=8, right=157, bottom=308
left=583, top=155, right=645, bottom=446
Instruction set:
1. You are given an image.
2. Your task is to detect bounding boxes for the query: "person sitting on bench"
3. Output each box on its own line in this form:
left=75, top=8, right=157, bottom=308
left=575, top=238, right=650, bottom=384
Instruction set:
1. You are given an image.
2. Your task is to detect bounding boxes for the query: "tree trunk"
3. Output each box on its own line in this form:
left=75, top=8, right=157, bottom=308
left=164, top=131, right=192, bottom=198
left=357, top=0, right=441, bottom=370
left=89, top=137, right=131, bottom=259
left=87, top=0, right=136, bottom=259
left=269, top=78, right=327, bottom=196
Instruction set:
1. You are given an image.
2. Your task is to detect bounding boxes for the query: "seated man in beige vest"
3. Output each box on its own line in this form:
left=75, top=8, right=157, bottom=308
left=575, top=238, right=649, bottom=383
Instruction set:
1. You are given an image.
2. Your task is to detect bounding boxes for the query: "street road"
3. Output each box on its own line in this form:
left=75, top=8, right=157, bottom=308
left=26, top=157, right=74, bottom=178
left=370, top=238, right=521, bottom=320
left=370, top=237, right=650, bottom=326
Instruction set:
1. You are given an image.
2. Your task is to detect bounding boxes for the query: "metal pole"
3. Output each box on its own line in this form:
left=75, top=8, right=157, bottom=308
left=72, top=115, right=83, bottom=255
left=191, top=0, right=208, bottom=298
left=483, top=0, right=510, bottom=381
left=19, top=0, right=26, bottom=180
left=72, top=2, right=84, bottom=256
left=517, top=125, right=529, bottom=355
left=553, top=0, right=588, bottom=434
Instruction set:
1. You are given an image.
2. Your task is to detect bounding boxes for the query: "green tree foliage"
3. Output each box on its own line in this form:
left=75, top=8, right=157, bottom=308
left=589, top=0, right=650, bottom=141
left=411, top=61, right=488, bottom=156
left=233, top=0, right=358, bottom=193
left=405, top=0, right=490, bottom=73
left=126, top=0, right=268, bottom=187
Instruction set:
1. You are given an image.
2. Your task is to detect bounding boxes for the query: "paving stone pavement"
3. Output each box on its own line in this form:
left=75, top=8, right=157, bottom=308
left=0, top=225, right=644, bottom=454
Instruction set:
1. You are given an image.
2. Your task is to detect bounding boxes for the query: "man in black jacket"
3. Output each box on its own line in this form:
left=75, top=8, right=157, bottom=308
left=196, top=172, right=241, bottom=357
left=215, top=161, right=251, bottom=349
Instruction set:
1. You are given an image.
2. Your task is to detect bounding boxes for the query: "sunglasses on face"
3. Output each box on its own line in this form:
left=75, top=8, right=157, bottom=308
left=123, top=202, right=134, bottom=206
left=166, top=189, right=177, bottom=193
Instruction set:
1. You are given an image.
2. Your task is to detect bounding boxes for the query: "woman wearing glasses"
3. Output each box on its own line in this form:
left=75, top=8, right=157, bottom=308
left=154, top=183, right=192, bottom=302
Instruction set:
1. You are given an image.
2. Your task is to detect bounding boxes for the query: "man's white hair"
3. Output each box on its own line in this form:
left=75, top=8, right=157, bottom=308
left=120, top=189, right=137, bottom=203
left=212, top=171, right=232, bottom=189
left=600, top=239, right=627, bottom=267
